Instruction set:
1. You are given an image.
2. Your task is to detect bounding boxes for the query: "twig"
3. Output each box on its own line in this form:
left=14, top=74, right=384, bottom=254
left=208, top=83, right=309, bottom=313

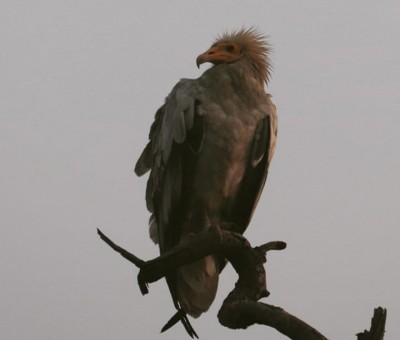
left=97, top=228, right=145, bottom=268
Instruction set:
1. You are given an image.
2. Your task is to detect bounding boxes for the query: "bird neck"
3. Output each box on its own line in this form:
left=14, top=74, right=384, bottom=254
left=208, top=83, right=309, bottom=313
left=206, top=61, right=265, bottom=91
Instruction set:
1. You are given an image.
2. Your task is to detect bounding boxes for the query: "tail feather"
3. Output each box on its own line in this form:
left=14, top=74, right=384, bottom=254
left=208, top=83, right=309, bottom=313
left=176, top=255, right=219, bottom=318
left=161, top=309, right=198, bottom=338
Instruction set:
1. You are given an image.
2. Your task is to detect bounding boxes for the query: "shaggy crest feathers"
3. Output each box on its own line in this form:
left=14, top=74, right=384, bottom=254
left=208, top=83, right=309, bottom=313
left=214, top=27, right=272, bottom=84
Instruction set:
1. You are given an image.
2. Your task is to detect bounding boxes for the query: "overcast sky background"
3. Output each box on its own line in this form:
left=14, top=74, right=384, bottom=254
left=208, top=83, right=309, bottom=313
left=1, top=1, right=399, bottom=339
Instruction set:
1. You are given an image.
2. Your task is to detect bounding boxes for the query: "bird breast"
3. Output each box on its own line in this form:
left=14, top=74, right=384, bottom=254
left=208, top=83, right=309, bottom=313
left=191, top=102, right=263, bottom=221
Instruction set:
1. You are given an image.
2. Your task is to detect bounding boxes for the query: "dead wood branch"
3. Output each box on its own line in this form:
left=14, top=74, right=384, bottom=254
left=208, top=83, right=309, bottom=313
left=357, top=307, right=387, bottom=340
left=97, top=227, right=386, bottom=339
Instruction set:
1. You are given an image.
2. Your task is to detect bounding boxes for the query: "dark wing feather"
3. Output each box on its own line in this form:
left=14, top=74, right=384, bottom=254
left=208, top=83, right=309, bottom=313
left=232, top=114, right=274, bottom=234
left=134, top=79, right=202, bottom=337
left=152, top=81, right=201, bottom=251
left=134, top=106, right=164, bottom=177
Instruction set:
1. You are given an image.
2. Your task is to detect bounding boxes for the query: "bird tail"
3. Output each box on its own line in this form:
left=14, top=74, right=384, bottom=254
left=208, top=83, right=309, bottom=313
left=175, top=255, right=219, bottom=318
left=161, top=308, right=198, bottom=338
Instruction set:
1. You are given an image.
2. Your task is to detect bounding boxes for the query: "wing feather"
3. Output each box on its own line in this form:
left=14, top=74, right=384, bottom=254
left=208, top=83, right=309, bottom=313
left=134, top=79, right=202, bottom=336
left=232, top=104, right=277, bottom=233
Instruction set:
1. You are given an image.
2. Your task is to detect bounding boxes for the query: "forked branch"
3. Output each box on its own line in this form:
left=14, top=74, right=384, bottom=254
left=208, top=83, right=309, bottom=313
left=97, top=227, right=386, bottom=339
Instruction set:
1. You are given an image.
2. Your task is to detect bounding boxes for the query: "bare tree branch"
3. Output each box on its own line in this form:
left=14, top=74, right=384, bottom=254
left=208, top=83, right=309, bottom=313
left=97, top=226, right=386, bottom=339
left=219, top=301, right=327, bottom=340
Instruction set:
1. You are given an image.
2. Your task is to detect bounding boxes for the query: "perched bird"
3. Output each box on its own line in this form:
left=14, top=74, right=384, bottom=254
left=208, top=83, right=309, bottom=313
left=135, top=28, right=278, bottom=337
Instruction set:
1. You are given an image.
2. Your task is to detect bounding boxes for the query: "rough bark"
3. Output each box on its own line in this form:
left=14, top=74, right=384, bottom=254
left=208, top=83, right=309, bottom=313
left=97, top=227, right=386, bottom=339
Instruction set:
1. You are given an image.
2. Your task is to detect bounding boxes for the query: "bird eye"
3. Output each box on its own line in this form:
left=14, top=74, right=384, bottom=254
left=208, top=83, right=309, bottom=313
left=225, top=45, right=235, bottom=53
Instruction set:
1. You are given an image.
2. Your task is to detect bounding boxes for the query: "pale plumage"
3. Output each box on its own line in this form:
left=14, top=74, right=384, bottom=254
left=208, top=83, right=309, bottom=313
left=135, top=28, right=277, bottom=337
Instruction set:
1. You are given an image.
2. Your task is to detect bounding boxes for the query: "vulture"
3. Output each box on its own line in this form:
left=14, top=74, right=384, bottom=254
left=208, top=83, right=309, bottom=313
left=135, top=28, right=278, bottom=337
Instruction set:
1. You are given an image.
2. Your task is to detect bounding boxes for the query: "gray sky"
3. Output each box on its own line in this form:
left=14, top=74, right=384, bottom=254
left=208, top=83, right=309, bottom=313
left=1, top=1, right=399, bottom=339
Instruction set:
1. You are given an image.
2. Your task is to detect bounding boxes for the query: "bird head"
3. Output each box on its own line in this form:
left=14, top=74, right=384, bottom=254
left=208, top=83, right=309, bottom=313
left=196, top=27, right=272, bottom=84
left=196, top=40, right=243, bottom=67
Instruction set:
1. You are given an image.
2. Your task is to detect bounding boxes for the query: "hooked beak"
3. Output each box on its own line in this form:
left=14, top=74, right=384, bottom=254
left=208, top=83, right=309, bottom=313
left=196, top=55, right=203, bottom=68
left=196, top=46, right=223, bottom=68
